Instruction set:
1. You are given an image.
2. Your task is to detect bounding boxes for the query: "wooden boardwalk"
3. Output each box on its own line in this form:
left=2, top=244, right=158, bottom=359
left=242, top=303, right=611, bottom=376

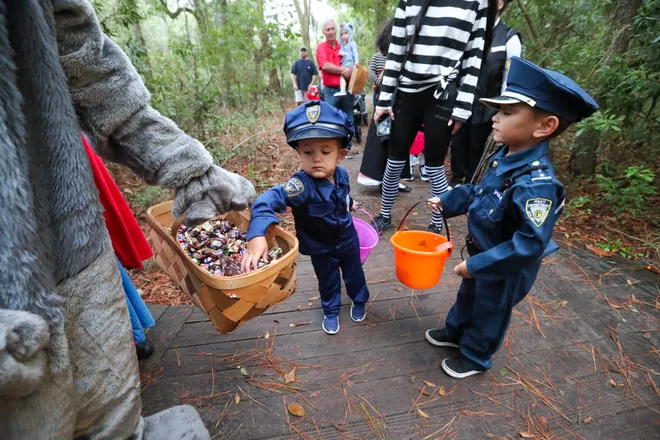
left=140, top=155, right=660, bottom=439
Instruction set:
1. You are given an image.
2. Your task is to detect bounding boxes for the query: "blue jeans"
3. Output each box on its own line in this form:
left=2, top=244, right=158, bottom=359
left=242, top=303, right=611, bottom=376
left=323, top=85, right=353, bottom=150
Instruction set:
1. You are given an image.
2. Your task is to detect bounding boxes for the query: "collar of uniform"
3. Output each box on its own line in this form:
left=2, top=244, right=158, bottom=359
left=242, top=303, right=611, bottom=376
left=312, top=167, right=345, bottom=201
left=495, top=141, right=549, bottom=176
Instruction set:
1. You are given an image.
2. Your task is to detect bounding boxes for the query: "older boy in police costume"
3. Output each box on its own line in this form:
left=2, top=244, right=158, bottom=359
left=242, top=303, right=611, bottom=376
left=242, top=101, right=369, bottom=335
left=426, top=57, right=598, bottom=378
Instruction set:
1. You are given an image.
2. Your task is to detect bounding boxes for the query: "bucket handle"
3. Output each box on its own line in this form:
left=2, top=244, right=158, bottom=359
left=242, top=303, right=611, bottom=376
left=396, top=201, right=451, bottom=243
left=355, top=207, right=377, bottom=230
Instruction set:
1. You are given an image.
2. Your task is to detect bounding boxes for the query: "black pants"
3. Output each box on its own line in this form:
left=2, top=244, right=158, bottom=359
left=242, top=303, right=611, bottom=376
left=359, top=89, right=410, bottom=181
left=388, top=85, right=457, bottom=167
left=450, top=119, right=492, bottom=182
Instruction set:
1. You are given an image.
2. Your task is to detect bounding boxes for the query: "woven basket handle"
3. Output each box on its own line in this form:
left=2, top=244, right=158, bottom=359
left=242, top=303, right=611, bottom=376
left=397, top=200, right=451, bottom=243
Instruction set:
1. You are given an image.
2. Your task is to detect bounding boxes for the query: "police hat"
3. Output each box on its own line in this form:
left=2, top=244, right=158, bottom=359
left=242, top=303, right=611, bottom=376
left=480, top=57, right=598, bottom=123
left=284, top=101, right=354, bottom=148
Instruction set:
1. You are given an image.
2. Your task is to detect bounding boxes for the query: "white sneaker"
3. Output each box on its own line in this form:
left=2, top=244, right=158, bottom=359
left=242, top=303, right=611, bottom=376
left=357, top=173, right=381, bottom=187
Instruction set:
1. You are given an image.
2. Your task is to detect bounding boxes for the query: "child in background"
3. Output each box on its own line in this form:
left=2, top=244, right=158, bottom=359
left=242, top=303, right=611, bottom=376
left=242, top=101, right=369, bottom=335
left=334, top=24, right=359, bottom=98
left=426, top=57, right=598, bottom=378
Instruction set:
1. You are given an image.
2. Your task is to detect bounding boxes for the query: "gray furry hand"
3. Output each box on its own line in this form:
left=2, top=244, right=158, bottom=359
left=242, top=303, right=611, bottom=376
left=172, top=165, right=256, bottom=225
left=0, top=310, right=50, bottom=397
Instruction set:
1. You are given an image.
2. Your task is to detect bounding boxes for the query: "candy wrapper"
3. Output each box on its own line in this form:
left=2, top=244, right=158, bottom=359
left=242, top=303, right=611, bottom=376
left=177, top=219, right=283, bottom=277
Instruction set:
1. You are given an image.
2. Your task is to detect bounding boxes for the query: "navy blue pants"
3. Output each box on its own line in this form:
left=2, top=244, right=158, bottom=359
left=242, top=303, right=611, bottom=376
left=310, top=240, right=369, bottom=317
left=445, top=265, right=540, bottom=370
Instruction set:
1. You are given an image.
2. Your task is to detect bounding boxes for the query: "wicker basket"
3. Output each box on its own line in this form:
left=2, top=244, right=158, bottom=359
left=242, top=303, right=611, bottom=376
left=146, top=200, right=299, bottom=333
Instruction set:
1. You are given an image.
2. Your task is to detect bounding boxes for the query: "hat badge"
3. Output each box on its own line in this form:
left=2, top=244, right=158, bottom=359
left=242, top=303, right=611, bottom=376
left=306, top=105, right=321, bottom=124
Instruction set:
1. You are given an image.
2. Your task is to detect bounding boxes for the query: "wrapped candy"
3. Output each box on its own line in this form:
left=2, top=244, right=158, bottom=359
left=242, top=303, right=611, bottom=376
left=177, top=219, right=283, bottom=277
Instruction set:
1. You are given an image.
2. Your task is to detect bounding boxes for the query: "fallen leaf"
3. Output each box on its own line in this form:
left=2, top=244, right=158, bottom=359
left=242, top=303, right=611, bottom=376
left=643, top=332, right=652, bottom=339
left=627, top=279, right=632, bottom=286
left=631, top=294, right=639, bottom=303
left=284, top=367, right=297, bottom=384
left=420, top=388, right=432, bottom=396
left=180, top=391, right=191, bottom=399
left=290, top=321, right=311, bottom=328
left=308, top=302, right=313, bottom=307
left=310, top=391, right=320, bottom=398
left=561, top=300, right=568, bottom=307
left=123, top=189, right=133, bottom=194
left=619, top=383, right=625, bottom=387
left=438, top=386, right=446, bottom=396
left=308, top=295, right=320, bottom=301
left=499, top=368, right=509, bottom=376
left=297, top=305, right=302, bottom=311
left=519, top=432, right=535, bottom=438
left=422, top=380, right=436, bottom=388
left=417, top=408, right=430, bottom=419
left=628, top=305, right=639, bottom=313
left=584, top=416, right=592, bottom=424
left=586, top=244, right=610, bottom=257
left=235, top=393, right=240, bottom=405
left=609, top=379, right=616, bottom=387
left=287, top=402, right=306, bottom=417
left=412, top=211, right=418, bottom=216
left=289, top=323, right=295, bottom=327
left=264, top=331, right=270, bottom=339
left=240, top=367, right=248, bottom=376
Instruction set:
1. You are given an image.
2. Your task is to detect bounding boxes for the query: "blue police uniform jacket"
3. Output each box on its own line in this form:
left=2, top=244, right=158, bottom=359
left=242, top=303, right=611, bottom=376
left=247, top=166, right=357, bottom=256
left=440, top=141, right=565, bottom=281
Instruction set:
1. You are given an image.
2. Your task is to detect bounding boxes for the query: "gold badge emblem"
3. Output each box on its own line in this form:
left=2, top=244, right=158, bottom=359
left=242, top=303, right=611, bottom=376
left=306, top=105, right=321, bottom=123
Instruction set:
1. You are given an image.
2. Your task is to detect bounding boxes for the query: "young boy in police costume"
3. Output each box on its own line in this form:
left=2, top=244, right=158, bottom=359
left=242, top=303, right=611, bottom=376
left=426, top=57, right=598, bottom=378
left=242, top=101, right=369, bottom=335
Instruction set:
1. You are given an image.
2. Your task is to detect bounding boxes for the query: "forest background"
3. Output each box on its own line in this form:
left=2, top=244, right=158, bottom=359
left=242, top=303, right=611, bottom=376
left=93, top=0, right=659, bottom=302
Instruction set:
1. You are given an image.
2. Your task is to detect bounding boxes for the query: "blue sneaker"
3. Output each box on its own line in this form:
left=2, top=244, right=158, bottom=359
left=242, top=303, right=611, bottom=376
left=350, top=302, right=366, bottom=322
left=322, top=315, right=339, bottom=335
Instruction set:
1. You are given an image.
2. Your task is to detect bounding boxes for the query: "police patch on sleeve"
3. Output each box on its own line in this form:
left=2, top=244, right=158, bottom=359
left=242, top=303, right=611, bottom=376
left=525, top=198, right=552, bottom=227
left=283, top=178, right=305, bottom=197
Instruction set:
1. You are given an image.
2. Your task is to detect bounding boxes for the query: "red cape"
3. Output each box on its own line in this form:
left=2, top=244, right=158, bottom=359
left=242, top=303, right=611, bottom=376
left=83, top=136, right=153, bottom=269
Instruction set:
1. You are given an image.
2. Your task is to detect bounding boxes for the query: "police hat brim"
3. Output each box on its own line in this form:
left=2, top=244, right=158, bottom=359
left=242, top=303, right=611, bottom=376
left=287, top=126, right=351, bottom=148
left=480, top=91, right=538, bottom=111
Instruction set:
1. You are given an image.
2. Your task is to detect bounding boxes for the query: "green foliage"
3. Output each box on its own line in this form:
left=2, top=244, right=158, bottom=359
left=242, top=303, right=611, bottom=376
left=574, top=111, right=623, bottom=138
left=564, top=195, right=592, bottom=218
left=125, top=186, right=172, bottom=213
left=596, top=166, right=657, bottom=217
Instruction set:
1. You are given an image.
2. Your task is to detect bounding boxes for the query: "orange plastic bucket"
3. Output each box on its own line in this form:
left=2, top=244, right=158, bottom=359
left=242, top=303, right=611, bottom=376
left=390, top=202, right=454, bottom=289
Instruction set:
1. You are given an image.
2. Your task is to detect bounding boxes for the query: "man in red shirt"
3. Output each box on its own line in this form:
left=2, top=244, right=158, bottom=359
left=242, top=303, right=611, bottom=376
left=316, top=19, right=355, bottom=154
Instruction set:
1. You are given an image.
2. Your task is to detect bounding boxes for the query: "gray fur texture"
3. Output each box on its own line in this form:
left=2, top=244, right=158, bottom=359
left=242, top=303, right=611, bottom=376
left=142, top=405, right=212, bottom=440
left=0, top=310, right=50, bottom=397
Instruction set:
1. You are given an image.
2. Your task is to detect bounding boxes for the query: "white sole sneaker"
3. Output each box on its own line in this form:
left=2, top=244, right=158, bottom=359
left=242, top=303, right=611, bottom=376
left=322, top=319, right=339, bottom=335
left=441, top=358, right=484, bottom=379
left=425, top=329, right=459, bottom=348
left=350, top=303, right=366, bottom=322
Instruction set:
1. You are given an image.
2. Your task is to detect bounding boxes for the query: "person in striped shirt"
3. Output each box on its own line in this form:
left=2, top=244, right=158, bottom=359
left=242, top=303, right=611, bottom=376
left=372, top=0, right=490, bottom=234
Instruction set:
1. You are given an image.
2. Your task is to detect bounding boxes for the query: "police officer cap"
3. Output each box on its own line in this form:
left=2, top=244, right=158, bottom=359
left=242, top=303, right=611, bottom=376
left=284, top=101, right=354, bottom=148
left=480, top=57, right=599, bottom=123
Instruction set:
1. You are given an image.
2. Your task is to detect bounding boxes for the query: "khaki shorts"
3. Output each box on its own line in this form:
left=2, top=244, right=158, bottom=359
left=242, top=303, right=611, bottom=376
left=295, top=90, right=309, bottom=103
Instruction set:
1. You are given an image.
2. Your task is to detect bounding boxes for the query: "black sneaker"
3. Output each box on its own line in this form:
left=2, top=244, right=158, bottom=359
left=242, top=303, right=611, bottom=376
left=427, top=223, right=443, bottom=235
left=420, top=166, right=429, bottom=182
left=425, top=328, right=458, bottom=348
left=398, top=183, right=412, bottom=193
left=449, top=177, right=462, bottom=188
left=136, top=339, right=155, bottom=360
left=441, top=356, right=485, bottom=379
left=373, top=214, right=393, bottom=233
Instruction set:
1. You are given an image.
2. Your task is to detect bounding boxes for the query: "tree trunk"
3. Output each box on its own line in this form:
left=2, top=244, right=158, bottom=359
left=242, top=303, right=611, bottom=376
left=375, top=0, right=390, bottom=29
left=569, top=0, right=643, bottom=175
left=292, top=0, right=312, bottom=57
left=516, top=0, right=544, bottom=51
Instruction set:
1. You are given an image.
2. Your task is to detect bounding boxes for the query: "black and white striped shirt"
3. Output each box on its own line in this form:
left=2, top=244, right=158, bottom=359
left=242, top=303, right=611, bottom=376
left=376, top=0, right=488, bottom=122
left=368, top=53, right=387, bottom=86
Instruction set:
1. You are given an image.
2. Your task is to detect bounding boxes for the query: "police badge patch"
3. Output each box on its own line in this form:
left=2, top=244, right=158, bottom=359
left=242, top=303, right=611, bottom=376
left=283, top=178, right=305, bottom=197
left=306, top=105, right=321, bottom=123
left=525, top=198, right=552, bottom=227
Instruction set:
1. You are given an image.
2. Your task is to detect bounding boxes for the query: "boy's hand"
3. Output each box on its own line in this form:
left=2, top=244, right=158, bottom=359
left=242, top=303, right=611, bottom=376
left=427, top=197, right=442, bottom=212
left=454, top=261, right=472, bottom=279
left=241, top=237, right=269, bottom=273
left=350, top=200, right=361, bottom=211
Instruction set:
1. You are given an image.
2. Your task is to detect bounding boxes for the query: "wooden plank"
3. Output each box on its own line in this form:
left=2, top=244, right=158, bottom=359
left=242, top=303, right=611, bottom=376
left=147, top=304, right=168, bottom=323
left=140, top=305, right=195, bottom=373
